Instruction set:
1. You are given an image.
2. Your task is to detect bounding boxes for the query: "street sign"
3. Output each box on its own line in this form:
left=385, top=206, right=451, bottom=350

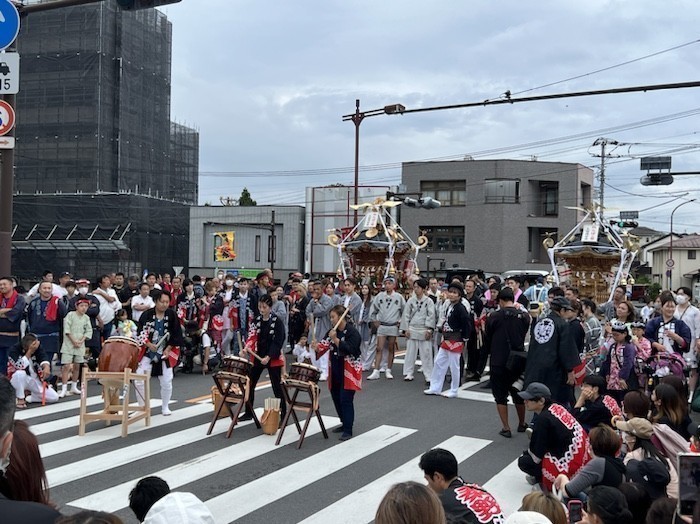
left=0, top=1, right=20, bottom=52
left=666, top=258, right=675, bottom=268
left=0, top=52, right=19, bottom=94
left=0, top=99, right=14, bottom=136
left=619, top=210, right=639, bottom=220
left=172, top=266, right=183, bottom=276
left=0, top=136, right=14, bottom=149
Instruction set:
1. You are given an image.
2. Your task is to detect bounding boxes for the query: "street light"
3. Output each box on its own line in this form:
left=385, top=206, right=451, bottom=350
left=668, top=199, right=696, bottom=289
left=342, top=99, right=404, bottom=223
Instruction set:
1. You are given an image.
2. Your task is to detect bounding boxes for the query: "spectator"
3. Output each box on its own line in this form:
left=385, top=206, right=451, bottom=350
left=614, top=417, right=676, bottom=499
left=643, top=496, right=676, bottom=524
left=375, top=481, right=445, bottom=524
left=645, top=292, right=691, bottom=357
left=554, top=425, right=625, bottom=498
left=0, top=420, right=50, bottom=505
left=600, top=320, right=638, bottom=403
left=572, top=375, right=622, bottom=432
left=620, top=390, right=650, bottom=420
left=651, top=383, right=692, bottom=440
left=519, top=492, right=566, bottom=524
left=0, top=276, right=26, bottom=375
left=582, top=486, right=633, bottom=523
left=0, top=377, right=61, bottom=522
left=128, top=475, right=214, bottom=524
left=617, top=482, right=652, bottom=524
left=517, top=382, right=589, bottom=491
left=504, top=511, right=554, bottom=523
left=419, top=447, right=504, bottom=523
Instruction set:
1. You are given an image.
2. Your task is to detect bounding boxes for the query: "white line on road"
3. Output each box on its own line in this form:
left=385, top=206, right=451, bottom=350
left=67, top=414, right=341, bottom=513
left=206, top=424, right=417, bottom=524
left=15, top=395, right=104, bottom=420
left=483, top=457, right=534, bottom=517
left=40, top=402, right=213, bottom=458
left=299, top=434, right=490, bottom=524
left=29, top=399, right=163, bottom=436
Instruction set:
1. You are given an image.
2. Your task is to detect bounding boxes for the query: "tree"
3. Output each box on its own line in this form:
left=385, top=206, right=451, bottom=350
left=239, top=187, right=257, bottom=206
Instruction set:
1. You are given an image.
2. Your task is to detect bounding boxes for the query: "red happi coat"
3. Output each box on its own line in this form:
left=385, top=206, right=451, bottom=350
left=316, top=337, right=362, bottom=391
left=541, top=403, right=590, bottom=491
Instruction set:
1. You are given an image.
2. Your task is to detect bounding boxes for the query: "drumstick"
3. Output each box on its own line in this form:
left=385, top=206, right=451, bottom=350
left=331, top=307, right=351, bottom=332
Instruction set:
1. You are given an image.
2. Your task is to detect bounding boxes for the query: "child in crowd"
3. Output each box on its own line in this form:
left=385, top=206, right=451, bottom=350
left=293, top=335, right=312, bottom=364
left=114, top=309, right=138, bottom=339
left=59, top=298, right=93, bottom=398
left=631, top=320, right=651, bottom=387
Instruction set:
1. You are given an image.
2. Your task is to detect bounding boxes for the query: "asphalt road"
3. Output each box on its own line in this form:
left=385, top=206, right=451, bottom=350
left=28, top=356, right=534, bottom=524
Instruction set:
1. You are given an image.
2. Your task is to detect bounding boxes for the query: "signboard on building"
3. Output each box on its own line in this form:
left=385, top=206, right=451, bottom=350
left=214, top=231, right=236, bottom=261
left=619, top=211, right=639, bottom=220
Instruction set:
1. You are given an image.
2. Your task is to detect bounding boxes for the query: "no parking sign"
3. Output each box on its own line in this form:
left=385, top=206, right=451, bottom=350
left=0, top=99, right=15, bottom=136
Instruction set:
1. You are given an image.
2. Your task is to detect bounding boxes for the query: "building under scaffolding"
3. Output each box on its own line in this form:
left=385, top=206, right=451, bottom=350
left=10, top=1, right=198, bottom=281
left=12, top=194, right=189, bottom=282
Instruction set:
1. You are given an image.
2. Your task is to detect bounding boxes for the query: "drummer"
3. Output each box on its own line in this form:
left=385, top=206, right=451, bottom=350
left=239, top=294, right=287, bottom=424
left=135, top=290, right=183, bottom=416
left=312, top=305, right=362, bottom=441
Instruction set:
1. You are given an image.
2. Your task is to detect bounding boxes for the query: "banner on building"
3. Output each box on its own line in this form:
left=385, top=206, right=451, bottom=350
left=214, top=231, right=236, bottom=261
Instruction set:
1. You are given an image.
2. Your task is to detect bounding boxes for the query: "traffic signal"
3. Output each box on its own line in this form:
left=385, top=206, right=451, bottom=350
left=640, top=174, right=674, bottom=186
left=609, top=219, right=638, bottom=229
left=403, top=197, right=442, bottom=209
left=116, top=0, right=182, bottom=10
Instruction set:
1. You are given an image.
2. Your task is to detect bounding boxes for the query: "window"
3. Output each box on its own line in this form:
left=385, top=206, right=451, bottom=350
left=689, top=250, right=697, bottom=260
left=539, top=182, right=558, bottom=216
left=484, top=179, right=520, bottom=203
left=421, top=226, right=465, bottom=253
left=420, top=180, right=465, bottom=207
left=255, top=235, right=261, bottom=262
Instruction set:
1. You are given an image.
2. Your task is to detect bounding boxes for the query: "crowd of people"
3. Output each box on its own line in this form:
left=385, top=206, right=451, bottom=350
left=3, top=266, right=700, bottom=522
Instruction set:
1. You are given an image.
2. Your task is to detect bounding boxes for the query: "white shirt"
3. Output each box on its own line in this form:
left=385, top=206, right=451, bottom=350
left=131, top=294, right=155, bottom=322
left=27, top=282, right=66, bottom=299
left=94, top=287, right=120, bottom=324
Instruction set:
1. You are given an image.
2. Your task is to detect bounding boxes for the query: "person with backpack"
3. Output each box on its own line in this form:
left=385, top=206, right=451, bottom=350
left=614, top=417, right=677, bottom=499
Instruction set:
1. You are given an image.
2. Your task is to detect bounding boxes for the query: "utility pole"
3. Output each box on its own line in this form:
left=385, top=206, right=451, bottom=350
left=268, top=210, right=276, bottom=272
left=591, top=138, right=619, bottom=219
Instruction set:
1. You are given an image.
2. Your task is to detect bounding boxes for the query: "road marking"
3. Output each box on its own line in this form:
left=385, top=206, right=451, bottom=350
left=46, top=409, right=261, bottom=487
left=299, top=435, right=490, bottom=524
left=67, top=414, right=341, bottom=513
left=186, top=379, right=272, bottom=403
left=483, top=457, right=534, bottom=516
left=28, top=399, right=164, bottom=436
left=15, top=395, right=103, bottom=420
left=206, top=424, right=417, bottom=523
left=40, top=402, right=213, bottom=458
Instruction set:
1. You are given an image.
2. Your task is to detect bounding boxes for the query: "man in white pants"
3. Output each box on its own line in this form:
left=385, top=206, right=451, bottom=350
left=10, top=334, right=58, bottom=407
left=400, top=278, right=436, bottom=384
left=135, top=290, right=183, bottom=416
left=425, top=281, right=472, bottom=398
left=368, top=276, right=405, bottom=380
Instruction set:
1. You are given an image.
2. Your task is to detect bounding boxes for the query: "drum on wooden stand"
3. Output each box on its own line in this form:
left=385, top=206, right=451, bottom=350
left=221, top=356, right=252, bottom=377
left=287, top=362, right=321, bottom=386
left=99, top=336, right=140, bottom=407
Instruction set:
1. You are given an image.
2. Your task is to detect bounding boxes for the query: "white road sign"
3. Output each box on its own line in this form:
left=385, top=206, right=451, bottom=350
left=0, top=52, right=18, bottom=94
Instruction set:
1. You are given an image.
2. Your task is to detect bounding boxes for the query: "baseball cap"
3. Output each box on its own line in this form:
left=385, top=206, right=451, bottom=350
left=383, top=276, right=396, bottom=283
left=505, top=512, right=553, bottom=524
left=447, top=281, right=464, bottom=296
left=518, top=382, right=551, bottom=400
left=550, top=297, right=574, bottom=311
left=59, top=271, right=72, bottom=278
left=615, top=417, right=653, bottom=440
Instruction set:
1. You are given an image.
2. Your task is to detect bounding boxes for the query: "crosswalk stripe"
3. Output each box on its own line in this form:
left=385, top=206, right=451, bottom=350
left=40, top=402, right=213, bottom=458
left=483, top=457, right=533, bottom=516
left=299, top=434, right=490, bottom=524
left=46, top=408, right=261, bottom=488
left=28, top=399, right=163, bottom=436
left=205, top=425, right=417, bottom=523
left=15, top=395, right=104, bottom=420
left=67, top=414, right=341, bottom=513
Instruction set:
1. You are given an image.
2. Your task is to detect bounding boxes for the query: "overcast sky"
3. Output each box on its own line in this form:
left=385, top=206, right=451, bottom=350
left=161, top=0, right=700, bottom=232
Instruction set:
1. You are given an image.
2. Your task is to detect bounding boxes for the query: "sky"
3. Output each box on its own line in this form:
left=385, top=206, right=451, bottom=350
left=160, top=0, right=700, bottom=233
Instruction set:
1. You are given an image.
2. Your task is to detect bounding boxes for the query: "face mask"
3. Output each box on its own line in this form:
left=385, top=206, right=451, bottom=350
left=78, top=287, right=89, bottom=295
left=676, top=295, right=688, bottom=305
left=225, top=280, right=234, bottom=287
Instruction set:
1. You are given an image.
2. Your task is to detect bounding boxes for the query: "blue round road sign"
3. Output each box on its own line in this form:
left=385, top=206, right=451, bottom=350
left=0, top=0, right=20, bottom=52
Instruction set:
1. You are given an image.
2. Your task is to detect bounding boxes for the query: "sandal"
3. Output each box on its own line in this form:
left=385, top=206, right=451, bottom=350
left=499, top=428, right=512, bottom=438
left=16, top=399, right=27, bottom=409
